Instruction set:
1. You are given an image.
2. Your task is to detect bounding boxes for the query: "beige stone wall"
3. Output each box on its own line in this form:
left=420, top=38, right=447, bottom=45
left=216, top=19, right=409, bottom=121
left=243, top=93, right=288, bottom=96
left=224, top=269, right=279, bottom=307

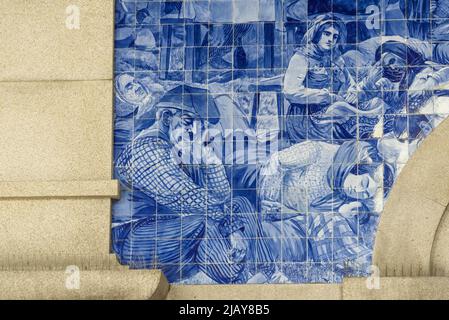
left=0, top=1, right=113, bottom=81
left=168, top=277, right=449, bottom=300
left=167, top=284, right=343, bottom=300
left=0, top=270, right=168, bottom=300
left=430, top=204, right=449, bottom=276
left=342, top=277, right=449, bottom=300
left=0, top=81, right=114, bottom=181
left=0, top=0, right=116, bottom=266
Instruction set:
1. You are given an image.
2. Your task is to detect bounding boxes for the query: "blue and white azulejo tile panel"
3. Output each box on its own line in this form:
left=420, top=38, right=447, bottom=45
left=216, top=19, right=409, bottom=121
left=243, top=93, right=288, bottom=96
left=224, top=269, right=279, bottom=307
left=112, top=0, right=449, bottom=284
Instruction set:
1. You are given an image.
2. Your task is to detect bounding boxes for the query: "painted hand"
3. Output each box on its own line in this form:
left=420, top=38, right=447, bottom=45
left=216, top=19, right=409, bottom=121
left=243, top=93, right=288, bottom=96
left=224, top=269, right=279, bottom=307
left=201, top=144, right=222, bottom=165
left=190, top=129, right=222, bottom=165
left=229, top=231, right=247, bottom=264
left=344, top=90, right=358, bottom=105
left=364, top=62, right=383, bottom=89
left=409, top=89, right=432, bottom=102
left=339, top=201, right=363, bottom=218
left=261, top=200, right=299, bottom=218
left=322, top=101, right=354, bottom=124
left=375, top=78, right=395, bottom=91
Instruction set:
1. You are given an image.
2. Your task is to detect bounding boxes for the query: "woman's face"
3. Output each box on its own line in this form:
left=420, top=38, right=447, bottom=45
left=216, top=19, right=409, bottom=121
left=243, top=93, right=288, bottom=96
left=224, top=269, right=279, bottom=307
left=317, top=26, right=339, bottom=51
left=123, top=80, right=148, bottom=104
left=343, top=173, right=378, bottom=200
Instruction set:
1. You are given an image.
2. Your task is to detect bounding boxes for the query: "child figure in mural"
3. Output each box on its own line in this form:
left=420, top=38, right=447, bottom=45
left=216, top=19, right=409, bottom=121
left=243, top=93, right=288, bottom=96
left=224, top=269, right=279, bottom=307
left=112, top=85, right=278, bottom=284
left=114, top=74, right=155, bottom=147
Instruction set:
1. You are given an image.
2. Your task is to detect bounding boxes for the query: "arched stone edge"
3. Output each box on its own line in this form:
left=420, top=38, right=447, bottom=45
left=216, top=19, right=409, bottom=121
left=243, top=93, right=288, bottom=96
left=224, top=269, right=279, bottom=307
left=373, top=117, right=449, bottom=276
left=430, top=203, right=449, bottom=276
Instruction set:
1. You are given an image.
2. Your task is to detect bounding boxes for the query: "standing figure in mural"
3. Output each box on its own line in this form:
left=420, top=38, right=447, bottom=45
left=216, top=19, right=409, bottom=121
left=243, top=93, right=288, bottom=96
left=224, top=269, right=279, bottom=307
left=284, top=14, right=373, bottom=142
left=259, top=140, right=383, bottom=277
left=112, top=85, right=276, bottom=284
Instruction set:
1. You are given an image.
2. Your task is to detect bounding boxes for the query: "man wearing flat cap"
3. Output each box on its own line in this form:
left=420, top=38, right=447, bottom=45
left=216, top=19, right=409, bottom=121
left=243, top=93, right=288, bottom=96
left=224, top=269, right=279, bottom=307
left=112, top=85, right=275, bottom=284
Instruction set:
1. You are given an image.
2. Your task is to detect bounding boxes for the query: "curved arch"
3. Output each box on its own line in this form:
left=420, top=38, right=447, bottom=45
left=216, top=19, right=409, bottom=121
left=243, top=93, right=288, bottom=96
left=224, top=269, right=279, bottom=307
left=373, top=117, right=449, bottom=276
left=430, top=203, right=449, bottom=276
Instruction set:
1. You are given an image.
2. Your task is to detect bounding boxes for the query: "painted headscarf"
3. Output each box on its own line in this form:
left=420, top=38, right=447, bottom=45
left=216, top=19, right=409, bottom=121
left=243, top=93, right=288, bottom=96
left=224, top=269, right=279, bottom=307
left=311, top=141, right=381, bottom=212
left=300, top=14, right=347, bottom=60
left=115, top=74, right=152, bottom=117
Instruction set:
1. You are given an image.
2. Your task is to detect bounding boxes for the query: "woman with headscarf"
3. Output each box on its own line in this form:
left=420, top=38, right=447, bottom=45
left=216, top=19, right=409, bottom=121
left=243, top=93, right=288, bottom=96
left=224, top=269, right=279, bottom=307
left=284, top=14, right=369, bottom=143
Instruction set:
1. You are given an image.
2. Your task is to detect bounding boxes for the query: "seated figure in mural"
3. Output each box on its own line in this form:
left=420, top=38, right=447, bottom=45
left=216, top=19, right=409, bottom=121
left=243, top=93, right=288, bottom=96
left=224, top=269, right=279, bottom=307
left=112, top=85, right=276, bottom=284
left=283, top=14, right=365, bottom=142
left=259, top=140, right=383, bottom=276
left=360, top=41, right=425, bottom=104
left=354, top=39, right=449, bottom=137
left=284, top=19, right=448, bottom=142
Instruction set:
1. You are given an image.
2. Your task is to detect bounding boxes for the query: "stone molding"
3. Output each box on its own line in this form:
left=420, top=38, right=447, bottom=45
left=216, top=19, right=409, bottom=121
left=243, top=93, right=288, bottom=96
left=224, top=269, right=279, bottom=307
left=3, top=0, right=449, bottom=300
left=0, top=270, right=169, bottom=300
left=0, top=180, right=120, bottom=199
left=168, top=277, right=449, bottom=300
left=0, top=0, right=169, bottom=301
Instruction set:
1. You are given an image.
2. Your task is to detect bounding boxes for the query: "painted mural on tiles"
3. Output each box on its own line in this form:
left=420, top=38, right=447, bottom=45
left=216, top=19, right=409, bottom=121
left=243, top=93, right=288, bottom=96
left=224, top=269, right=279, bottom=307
left=112, top=0, right=449, bottom=284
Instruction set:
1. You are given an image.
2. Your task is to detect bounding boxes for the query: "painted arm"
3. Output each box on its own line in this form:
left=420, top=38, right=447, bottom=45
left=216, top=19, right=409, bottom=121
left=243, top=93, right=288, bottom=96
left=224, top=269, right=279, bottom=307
left=203, top=164, right=232, bottom=202
left=431, top=67, right=449, bottom=87
left=408, top=66, right=449, bottom=109
left=411, top=66, right=449, bottom=90
left=283, top=53, right=332, bottom=105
